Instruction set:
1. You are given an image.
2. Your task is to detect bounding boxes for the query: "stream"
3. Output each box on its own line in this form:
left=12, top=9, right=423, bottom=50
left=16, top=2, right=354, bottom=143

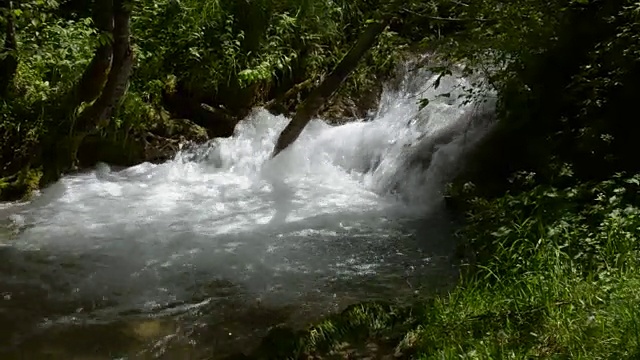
left=0, top=62, right=494, bottom=359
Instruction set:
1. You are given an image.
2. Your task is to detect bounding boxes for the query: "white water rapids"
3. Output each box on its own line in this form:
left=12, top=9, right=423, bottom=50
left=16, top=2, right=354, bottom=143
left=0, top=63, right=494, bottom=356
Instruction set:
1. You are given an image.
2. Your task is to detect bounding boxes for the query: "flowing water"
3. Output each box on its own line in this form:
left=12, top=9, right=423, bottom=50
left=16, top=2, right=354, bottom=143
left=0, top=63, right=495, bottom=359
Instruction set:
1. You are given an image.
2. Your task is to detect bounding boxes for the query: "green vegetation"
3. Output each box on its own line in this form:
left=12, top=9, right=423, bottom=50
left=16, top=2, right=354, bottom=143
left=3, top=0, right=640, bottom=358
left=0, top=0, right=412, bottom=200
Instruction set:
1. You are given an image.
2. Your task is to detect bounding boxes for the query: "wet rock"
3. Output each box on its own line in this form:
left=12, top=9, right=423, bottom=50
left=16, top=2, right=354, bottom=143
left=248, top=325, right=301, bottom=359
left=320, top=82, right=383, bottom=124
left=150, top=118, right=209, bottom=144
left=76, top=118, right=208, bottom=167
left=0, top=167, right=42, bottom=201
left=141, top=117, right=209, bottom=163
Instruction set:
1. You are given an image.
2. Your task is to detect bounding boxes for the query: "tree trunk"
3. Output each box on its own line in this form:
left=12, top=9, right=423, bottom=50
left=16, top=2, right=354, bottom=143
left=76, top=0, right=114, bottom=104
left=271, top=18, right=389, bottom=157
left=0, top=0, right=17, bottom=95
left=41, top=0, right=133, bottom=184
left=76, top=0, right=133, bottom=134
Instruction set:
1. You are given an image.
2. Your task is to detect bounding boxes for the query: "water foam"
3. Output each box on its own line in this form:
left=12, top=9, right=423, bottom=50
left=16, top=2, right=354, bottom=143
left=1, top=62, right=494, bottom=318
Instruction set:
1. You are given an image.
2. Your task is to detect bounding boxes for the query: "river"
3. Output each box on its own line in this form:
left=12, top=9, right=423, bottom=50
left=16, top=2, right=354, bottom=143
left=0, top=61, right=494, bottom=359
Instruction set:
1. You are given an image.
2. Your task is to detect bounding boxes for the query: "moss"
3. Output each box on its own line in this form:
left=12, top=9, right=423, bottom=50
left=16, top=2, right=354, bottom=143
left=0, top=166, right=43, bottom=201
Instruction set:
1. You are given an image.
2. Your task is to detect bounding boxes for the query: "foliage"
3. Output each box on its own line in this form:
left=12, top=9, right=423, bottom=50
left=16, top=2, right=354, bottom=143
left=407, top=0, right=640, bottom=204
left=1, top=3, right=96, bottom=190
left=416, top=0, right=566, bottom=86
left=403, top=172, right=640, bottom=358
left=131, top=0, right=400, bottom=104
left=14, top=16, right=95, bottom=102
left=1, top=0, right=412, bottom=200
left=246, top=302, right=417, bottom=359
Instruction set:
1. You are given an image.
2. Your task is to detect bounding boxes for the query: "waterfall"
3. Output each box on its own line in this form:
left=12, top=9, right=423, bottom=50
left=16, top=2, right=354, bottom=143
left=0, top=59, right=495, bottom=355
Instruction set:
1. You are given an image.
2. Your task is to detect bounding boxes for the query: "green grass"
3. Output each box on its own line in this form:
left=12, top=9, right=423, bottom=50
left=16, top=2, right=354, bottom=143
left=406, top=272, right=640, bottom=359
left=403, top=172, right=640, bottom=359
left=239, top=171, right=640, bottom=359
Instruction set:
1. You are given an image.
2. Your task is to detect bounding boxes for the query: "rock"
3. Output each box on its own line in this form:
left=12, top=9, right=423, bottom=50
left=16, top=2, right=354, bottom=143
left=76, top=118, right=209, bottom=167
left=142, top=118, right=209, bottom=163
left=0, top=167, right=42, bottom=201
left=320, top=82, right=383, bottom=124
left=150, top=118, right=209, bottom=144
left=250, top=325, right=300, bottom=359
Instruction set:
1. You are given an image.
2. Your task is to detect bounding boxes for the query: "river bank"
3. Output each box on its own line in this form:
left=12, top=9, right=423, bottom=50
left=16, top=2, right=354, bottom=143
left=231, top=172, right=640, bottom=359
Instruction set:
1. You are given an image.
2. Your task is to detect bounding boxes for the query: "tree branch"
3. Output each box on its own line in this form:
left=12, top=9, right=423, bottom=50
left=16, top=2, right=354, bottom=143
left=76, top=0, right=115, bottom=104
left=271, top=18, right=390, bottom=157
left=449, top=0, right=469, bottom=7
left=427, top=15, right=491, bottom=22
left=400, top=8, right=491, bottom=22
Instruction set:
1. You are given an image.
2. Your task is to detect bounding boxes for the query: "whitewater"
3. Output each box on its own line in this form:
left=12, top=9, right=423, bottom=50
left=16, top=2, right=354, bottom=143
left=0, top=62, right=495, bottom=356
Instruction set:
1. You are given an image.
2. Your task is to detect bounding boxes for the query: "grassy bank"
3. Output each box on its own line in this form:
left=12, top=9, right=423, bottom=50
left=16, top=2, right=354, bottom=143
left=234, top=172, right=640, bottom=359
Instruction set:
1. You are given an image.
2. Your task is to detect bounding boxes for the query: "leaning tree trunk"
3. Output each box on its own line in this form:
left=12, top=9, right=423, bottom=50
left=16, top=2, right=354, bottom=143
left=271, top=18, right=390, bottom=157
left=0, top=0, right=17, bottom=95
left=76, top=0, right=114, bottom=104
left=76, top=0, right=133, bottom=134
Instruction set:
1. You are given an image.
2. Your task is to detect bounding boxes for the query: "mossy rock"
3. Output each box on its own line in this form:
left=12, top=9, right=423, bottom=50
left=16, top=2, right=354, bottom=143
left=142, top=118, right=209, bottom=163
left=227, top=301, right=422, bottom=359
left=0, top=167, right=42, bottom=201
left=150, top=118, right=209, bottom=143
left=76, top=118, right=209, bottom=168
